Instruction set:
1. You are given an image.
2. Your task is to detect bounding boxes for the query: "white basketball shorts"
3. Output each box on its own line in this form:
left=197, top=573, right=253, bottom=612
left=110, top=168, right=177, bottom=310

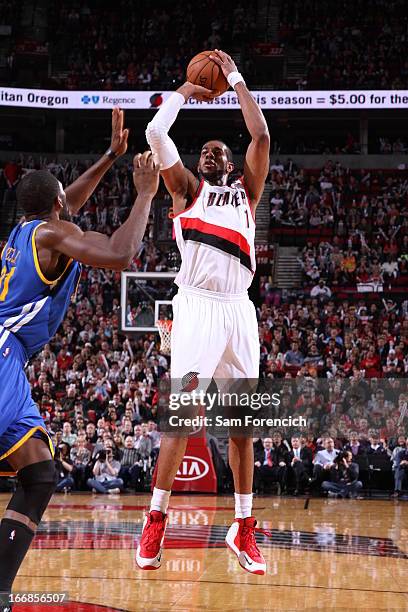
left=170, top=285, right=260, bottom=388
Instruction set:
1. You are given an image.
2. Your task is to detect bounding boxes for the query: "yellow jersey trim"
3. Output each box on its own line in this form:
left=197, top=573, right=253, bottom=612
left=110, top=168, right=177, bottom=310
left=31, top=222, right=73, bottom=286
left=0, top=425, right=55, bottom=465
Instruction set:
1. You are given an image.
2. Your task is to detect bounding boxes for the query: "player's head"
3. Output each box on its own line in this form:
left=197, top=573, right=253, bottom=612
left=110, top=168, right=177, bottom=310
left=198, top=140, right=234, bottom=185
left=16, top=170, right=69, bottom=219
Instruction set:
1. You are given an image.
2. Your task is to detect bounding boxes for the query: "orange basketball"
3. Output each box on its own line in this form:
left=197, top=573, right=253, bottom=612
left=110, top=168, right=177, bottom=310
left=186, top=50, right=229, bottom=95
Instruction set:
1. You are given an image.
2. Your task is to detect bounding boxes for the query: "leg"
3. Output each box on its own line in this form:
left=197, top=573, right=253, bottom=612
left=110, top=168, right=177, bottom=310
left=86, top=478, right=107, bottom=494
left=130, top=464, right=142, bottom=490
left=0, top=437, right=56, bottom=599
left=395, top=467, right=404, bottom=492
left=105, top=478, right=124, bottom=491
left=215, top=298, right=260, bottom=519
left=321, top=481, right=342, bottom=495
left=155, top=435, right=189, bottom=492
left=229, top=437, right=254, bottom=495
left=55, top=476, right=74, bottom=492
left=119, top=466, right=130, bottom=488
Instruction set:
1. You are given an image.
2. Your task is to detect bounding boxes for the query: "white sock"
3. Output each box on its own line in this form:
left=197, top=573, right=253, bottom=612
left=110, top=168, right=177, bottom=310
left=234, top=493, right=253, bottom=519
left=150, top=487, right=171, bottom=514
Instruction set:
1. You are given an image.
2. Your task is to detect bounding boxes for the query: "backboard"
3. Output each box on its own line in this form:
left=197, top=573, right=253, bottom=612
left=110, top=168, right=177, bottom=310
left=120, top=271, right=177, bottom=333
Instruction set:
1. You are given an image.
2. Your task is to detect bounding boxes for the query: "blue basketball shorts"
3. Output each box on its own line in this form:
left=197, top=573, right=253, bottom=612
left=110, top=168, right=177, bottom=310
left=0, top=326, right=54, bottom=475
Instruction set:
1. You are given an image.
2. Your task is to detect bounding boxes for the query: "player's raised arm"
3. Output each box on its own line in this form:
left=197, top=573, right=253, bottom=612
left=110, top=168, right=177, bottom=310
left=145, top=83, right=214, bottom=209
left=64, top=107, right=129, bottom=216
left=37, top=152, right=159, bottom=270
left=210, top=50, right=270, bottom=211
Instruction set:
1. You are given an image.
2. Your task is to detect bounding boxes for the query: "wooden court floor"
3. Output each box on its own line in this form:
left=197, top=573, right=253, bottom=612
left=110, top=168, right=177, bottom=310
left=1, top=492, right=408, bottom=611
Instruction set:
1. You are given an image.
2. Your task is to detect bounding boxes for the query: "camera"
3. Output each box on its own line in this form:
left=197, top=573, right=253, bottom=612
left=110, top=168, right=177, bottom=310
left=98, top=450, right=106, bottom=462
left=334, top=451, right=349, bottom=465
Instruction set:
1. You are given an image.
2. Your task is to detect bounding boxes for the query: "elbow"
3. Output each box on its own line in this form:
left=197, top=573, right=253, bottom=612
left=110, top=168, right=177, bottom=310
left=146, top=121, right=166, bottom=148
left=254, top=130, right=270, bottom=145
left=116, top=255, right=133, bottom=271
left=107, top=253, right=132, bottom=271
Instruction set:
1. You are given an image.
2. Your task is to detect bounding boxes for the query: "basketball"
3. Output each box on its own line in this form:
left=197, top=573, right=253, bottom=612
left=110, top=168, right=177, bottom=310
left=186, top=50, right=229, bottom=95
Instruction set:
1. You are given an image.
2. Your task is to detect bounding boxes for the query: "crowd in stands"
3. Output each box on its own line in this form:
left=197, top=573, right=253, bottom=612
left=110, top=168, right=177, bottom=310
left=254, top=431, right=408, bottom=497
left=46, top=0, right=256, bottom=91
left=279, top=0, right=408, bottom=89
left=3, top=0, right=408, bottom=92
left=268, top=159, right=408, bottom=291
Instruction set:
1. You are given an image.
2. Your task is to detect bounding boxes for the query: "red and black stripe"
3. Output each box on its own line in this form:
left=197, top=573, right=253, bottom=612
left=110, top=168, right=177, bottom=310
left=180, top=217, right=253, bottom=272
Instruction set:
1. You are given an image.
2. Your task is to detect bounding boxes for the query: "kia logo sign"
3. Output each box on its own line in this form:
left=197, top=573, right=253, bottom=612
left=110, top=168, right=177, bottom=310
left=175, top=456, right=209, bottom=481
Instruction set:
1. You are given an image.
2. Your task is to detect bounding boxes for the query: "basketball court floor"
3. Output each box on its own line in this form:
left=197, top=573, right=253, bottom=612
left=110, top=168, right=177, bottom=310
left=1, top=493, right=407, bottom=611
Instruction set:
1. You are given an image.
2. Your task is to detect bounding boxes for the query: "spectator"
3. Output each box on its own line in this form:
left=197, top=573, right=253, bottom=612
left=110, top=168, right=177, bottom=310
left=70, top=431, right=92, bottom=490
left=310, top=279, right=332, bottom=300
left=312, top=438, right=339, bottom=487
left=87, top=444, right=124, bottom=494
left=321, top=451, right=363, bottom=499
left=393, top=441, right=408, bottom=497
left=288, top=435, right=313, bottom=494
left=119, top=435, right=142, bottom=490
left=55, top=443, right=75, bottom=493
left=254, top=437, right=284, bottom=494
left=61, top=421, right=77, bottom=447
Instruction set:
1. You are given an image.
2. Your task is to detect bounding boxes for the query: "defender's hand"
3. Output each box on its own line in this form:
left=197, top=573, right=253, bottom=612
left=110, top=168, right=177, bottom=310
left=110, top=107, right=129, bottom=156
left=178, top=82, right=216, bottom=102
left=209, top=49, right=238, bottom=79
left=133, top=151, right=160, bottom=197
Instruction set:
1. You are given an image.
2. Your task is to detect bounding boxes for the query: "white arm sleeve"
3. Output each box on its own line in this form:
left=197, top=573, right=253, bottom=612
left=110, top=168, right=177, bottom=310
left=145, top=92, right=185, bottom=170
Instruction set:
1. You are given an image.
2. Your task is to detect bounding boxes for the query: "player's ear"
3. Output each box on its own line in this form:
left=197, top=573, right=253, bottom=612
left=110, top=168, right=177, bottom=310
left=227, top=161, right=235, bottom=174
left=55, top=195, right=63, bottom=211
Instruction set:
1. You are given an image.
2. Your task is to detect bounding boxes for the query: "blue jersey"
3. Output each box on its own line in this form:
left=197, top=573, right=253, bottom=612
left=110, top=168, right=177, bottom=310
left=0, top=220, right=81, bottom=358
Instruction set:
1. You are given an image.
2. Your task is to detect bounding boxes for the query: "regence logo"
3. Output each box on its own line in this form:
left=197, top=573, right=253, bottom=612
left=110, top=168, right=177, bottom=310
left=81, top=95, right=100, bottom=105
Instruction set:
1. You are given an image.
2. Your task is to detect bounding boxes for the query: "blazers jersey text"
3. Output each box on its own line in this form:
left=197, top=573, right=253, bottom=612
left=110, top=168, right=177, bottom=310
left=173, top=177, right=256, bottom=293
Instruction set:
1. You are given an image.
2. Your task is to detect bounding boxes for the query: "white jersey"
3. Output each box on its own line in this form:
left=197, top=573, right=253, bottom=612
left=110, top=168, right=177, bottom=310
left=173, top=177, right=256, bottom=293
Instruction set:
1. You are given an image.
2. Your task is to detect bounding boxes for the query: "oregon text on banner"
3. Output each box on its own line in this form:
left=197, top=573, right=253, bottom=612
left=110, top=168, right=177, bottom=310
left=1, top=88, right=408, bottom=110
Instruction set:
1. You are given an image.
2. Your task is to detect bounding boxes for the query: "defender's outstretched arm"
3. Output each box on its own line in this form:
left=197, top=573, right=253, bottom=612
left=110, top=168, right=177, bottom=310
left=37, top=152, right=159, bottom=271
left=65, top=107, right=129, bottom=215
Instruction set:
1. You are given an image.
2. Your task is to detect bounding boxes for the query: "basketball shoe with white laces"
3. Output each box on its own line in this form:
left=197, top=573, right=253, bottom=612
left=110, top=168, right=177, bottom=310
left=136, top=510, right=168, bottom=570
left=225, top=517, right=270, bottom=575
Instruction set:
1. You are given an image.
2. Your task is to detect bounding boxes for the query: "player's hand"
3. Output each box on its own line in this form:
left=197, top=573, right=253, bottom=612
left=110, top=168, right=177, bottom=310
left=209, top=49, right=238, bottom=79
left=133, top=151, right=160, bottom=197
left=110, top=107, right=129, bottom=156
left=178, top=82, right=216, bottom=102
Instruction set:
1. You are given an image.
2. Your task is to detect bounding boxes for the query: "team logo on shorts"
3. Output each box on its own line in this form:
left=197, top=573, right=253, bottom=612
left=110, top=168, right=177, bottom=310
left=2, top=347, right=10, bottom=358
left=181, top=371, right=200, bottom=392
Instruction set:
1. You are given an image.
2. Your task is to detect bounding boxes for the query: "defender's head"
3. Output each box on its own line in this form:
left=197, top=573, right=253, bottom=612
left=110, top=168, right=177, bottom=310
left=16, top=170, right=68, bottom=219
left=198, top=140, right=234, bottom=185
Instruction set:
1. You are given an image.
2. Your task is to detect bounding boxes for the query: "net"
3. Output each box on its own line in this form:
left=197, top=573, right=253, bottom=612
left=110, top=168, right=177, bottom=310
left=156, top=319, right=172, bottom=355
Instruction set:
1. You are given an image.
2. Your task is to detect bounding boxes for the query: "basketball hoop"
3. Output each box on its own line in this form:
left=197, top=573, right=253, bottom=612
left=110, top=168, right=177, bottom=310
left=156, top=319, right=172, bottom=355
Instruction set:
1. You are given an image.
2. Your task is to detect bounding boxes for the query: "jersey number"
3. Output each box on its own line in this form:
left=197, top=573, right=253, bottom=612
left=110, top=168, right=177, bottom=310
left=0, top=266, right=15, bottom=301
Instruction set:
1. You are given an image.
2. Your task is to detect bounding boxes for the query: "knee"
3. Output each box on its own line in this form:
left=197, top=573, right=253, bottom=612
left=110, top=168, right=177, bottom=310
left=8, top=460, right=58, bottom=525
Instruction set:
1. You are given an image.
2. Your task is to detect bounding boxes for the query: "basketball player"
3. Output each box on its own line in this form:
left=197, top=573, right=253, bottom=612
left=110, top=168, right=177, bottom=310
left=0, top=109, right=160, bottom=611
left=137, top=50, right=270, bottom=574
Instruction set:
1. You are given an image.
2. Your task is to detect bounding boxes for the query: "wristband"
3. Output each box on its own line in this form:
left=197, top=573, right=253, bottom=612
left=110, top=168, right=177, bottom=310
left=227, top=71, right=245, bottom=89
left=105, top=148, right=118, bottom=160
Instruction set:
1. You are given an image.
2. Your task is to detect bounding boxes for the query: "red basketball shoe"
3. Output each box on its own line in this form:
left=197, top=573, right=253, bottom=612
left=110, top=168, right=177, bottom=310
left=225, top=517, right=271, bottom=575
left=136, top=510, right=168, bottom=570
